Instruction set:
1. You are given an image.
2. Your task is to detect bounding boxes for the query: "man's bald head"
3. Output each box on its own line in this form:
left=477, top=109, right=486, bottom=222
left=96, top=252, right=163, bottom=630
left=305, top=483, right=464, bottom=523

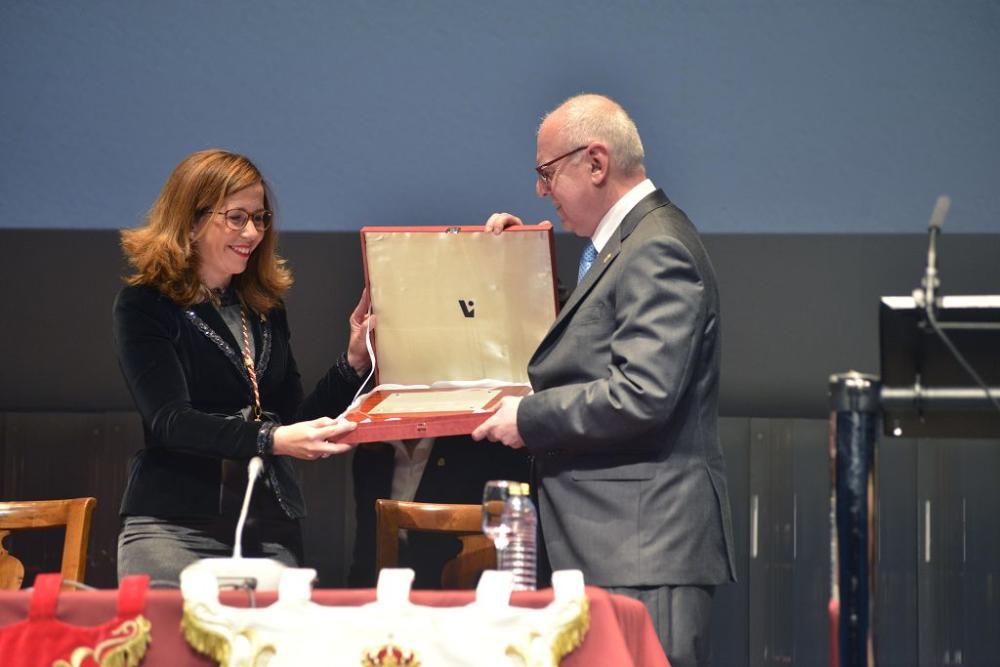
left=540, top=94, right=646, bottom=180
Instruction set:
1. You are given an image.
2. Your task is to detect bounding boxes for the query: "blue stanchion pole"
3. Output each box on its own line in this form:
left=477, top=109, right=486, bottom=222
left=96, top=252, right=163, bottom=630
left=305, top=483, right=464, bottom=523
left=829, top=372, right=880, bottom=667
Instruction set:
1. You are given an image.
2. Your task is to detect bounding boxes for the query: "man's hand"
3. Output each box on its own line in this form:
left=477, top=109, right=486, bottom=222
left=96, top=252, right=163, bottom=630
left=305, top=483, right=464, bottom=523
left=472, top=396, right=525, bottom=448
left=484, top=212, right=525, bottom=235
left=346, top=288, right=373, bottom=374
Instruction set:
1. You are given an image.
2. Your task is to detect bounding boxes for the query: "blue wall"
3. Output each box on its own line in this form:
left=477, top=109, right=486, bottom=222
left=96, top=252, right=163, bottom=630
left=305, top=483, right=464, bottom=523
left=2, top=1, right=998, bottom=232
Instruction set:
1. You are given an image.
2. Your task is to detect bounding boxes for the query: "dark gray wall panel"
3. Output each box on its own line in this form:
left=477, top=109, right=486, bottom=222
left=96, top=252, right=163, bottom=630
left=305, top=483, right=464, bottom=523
left=3, top=230, right=999, bottom=417
left=3, top=413, right=113, bottom=586
left=917, top=437, right=1000, bottom=666
left=875, top=435, right=919, bottom=666
left=749, top=418, right=831, bottom=666
left=712, top=417, right=751, bottom=667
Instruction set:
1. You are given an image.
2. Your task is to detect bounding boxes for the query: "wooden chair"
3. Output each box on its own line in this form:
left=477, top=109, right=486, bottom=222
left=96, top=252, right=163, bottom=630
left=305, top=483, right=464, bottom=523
left=375, top=499, right=495, bottom=589
left=0, top=497, right=97, bottom=590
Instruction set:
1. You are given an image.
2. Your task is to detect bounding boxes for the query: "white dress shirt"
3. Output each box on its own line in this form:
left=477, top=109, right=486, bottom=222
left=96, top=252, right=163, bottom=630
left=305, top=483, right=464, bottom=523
left=590, top=178, right=656, bottom=252
left=389, top=438, right=435, bottom=503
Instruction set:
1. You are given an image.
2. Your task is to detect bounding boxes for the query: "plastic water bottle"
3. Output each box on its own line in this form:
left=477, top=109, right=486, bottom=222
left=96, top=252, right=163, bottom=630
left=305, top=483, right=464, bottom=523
left=497, top=482, right=537, bottom=591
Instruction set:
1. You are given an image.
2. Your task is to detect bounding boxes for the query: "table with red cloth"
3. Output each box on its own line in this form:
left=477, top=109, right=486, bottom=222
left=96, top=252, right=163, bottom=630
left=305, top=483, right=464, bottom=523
left=0, top=584, right=669, bottom=667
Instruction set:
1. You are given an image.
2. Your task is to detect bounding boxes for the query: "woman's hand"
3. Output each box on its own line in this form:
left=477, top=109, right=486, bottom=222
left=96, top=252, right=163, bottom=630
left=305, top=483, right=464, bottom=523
left=272, top=417, right=358, bottom=460
left=346, top=288, right=374, bottom=375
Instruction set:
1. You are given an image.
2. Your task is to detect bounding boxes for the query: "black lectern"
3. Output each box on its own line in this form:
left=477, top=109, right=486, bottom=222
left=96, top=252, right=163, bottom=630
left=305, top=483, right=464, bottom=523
left=879, top=295, right=1000, bottom=438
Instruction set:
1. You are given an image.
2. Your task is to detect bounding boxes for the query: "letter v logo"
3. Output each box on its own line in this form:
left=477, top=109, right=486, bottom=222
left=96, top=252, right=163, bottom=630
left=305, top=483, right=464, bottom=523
left=458, top=299, right=475, bottom=318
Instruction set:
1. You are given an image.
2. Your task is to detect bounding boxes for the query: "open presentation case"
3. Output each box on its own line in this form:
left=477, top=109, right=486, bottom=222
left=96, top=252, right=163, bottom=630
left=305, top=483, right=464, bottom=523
left=338, top=224, right=558, bottom=443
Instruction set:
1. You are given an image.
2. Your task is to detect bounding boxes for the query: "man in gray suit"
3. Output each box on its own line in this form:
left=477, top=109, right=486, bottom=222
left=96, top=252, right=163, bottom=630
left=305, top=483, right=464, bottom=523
left=473, top=93, right=736, bottom=667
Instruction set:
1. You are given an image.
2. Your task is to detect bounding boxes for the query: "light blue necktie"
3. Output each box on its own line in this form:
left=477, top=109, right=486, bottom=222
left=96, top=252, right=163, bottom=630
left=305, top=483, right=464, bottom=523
left=577, top=241, right=598, bottom=284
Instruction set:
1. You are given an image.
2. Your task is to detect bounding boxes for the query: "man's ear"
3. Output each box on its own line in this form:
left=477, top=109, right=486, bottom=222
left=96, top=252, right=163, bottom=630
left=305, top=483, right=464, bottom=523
left=588, top=144, right=610, bottom=185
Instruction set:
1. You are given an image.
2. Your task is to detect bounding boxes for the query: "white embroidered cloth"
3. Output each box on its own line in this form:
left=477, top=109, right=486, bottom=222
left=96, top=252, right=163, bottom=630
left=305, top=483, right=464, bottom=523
left=180, top=566, right=589, bottom=666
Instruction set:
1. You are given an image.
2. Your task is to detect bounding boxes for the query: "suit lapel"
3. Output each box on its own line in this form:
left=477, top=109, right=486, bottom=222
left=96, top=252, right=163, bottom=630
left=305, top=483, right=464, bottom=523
left=414, top=437, right=458, bottom=501
left=183, top=304, right=250, bottom=383
left=531, top=190, right=672, bottom=359
left=185, top=301, right=274, bottom=380
left=193, top=302, right=239, bottom=350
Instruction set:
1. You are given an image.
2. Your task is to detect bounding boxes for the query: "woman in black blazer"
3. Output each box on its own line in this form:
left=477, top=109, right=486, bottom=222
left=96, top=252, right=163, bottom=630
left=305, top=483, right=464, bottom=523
left=114, top=149, right=369, bottom=584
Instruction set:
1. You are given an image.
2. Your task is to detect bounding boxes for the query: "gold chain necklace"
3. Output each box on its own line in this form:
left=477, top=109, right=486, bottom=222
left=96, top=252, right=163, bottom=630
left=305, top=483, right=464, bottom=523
left=239, top=308, right=263, bottom=421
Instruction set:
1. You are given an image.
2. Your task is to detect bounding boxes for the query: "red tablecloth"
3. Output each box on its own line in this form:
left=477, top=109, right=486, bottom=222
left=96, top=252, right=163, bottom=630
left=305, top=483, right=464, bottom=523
left=0, top=585, right=669, bottom=667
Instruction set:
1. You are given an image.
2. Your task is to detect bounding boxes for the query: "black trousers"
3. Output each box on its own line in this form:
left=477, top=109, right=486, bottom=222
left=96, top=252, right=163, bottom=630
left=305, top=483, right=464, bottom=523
left=605, top=584, right=716, bottom=667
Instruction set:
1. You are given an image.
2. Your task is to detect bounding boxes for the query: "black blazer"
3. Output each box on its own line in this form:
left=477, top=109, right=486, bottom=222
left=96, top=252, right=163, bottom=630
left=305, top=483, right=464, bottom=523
left=113, top=284, right=362, bottom=519
left=348, top=435, right=529, bottom=589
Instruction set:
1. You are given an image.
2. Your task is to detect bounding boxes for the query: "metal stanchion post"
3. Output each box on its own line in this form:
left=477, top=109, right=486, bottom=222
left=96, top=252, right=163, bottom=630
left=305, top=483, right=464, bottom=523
left=829, top=372, right=880, bottom=667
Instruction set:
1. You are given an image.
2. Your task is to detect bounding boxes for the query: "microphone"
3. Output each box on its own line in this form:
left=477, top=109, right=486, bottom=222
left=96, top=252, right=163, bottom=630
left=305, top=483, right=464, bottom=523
left=917, top=194, right=950, bottom=313
left=182, top=456, right=288, bottom=591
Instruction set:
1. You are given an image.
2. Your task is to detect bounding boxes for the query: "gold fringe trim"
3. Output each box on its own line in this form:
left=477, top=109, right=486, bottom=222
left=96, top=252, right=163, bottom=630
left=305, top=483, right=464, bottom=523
left=503, top=598, right=590, bottom=666
left=550, top=598, right=590, bottom=665
left=181, top=603, right=277, bottom=666
left=53, top=615, right=152, bottom=667
left=181, top=603, right=231, bottom=665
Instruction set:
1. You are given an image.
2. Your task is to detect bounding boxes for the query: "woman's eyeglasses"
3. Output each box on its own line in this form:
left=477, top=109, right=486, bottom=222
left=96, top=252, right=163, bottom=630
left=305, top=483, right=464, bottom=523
left=210, top=208, right=273, bottom=232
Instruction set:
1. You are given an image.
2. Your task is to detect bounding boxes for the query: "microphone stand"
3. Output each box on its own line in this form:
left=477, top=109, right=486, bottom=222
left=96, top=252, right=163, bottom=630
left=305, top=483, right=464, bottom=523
left=900, top=195, right=1000, bottom=415
left=913, top=195, right=948, bottom=316
left=182, top=456, right=289, bottom=596
left=233, top=457, right=263, bottom=560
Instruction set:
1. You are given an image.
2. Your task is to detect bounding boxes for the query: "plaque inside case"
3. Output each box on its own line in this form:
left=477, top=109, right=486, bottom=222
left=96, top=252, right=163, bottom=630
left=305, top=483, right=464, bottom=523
left=338, top=224, right=558, bottom=444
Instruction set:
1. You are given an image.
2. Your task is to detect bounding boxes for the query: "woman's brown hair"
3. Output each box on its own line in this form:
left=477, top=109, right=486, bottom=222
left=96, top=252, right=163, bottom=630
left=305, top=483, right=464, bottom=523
left=120, top=149, right=293, bottom=313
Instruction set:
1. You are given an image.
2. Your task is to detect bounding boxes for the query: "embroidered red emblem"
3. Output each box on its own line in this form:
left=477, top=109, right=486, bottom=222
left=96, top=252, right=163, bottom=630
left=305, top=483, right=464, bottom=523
left=361, top=643, right=420, bottom=667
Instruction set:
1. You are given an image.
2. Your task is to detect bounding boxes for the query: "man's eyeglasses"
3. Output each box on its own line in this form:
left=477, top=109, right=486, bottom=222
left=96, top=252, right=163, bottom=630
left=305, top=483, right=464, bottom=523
left=534, top=145, right=589, bottom=186
left=211, top=208, right=273, bottom=232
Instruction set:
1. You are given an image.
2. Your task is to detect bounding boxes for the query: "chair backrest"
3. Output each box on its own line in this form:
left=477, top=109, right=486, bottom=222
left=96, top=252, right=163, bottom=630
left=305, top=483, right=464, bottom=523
left=0, top=497, right=97, bottom=590
left=375, top=499, right=495, bottom=589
